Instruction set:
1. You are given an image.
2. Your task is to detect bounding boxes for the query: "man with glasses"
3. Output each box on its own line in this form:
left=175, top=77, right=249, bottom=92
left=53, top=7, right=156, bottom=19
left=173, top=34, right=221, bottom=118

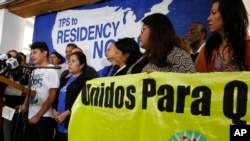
left=186, top=22, right=207, bottom=63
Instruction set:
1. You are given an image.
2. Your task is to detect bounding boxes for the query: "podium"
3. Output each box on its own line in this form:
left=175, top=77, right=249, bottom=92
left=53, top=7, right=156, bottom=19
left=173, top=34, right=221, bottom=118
left=0, top=75, right=36, bottom=130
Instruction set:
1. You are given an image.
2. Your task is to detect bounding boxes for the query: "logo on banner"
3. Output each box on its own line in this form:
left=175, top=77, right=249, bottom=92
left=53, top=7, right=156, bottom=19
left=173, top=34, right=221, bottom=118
left=168, top=130, right=208, bottom=141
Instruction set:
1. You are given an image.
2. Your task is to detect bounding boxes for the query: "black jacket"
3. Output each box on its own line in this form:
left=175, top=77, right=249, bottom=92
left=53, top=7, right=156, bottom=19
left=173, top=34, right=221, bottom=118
left=53, top=66, right=98, bottom=128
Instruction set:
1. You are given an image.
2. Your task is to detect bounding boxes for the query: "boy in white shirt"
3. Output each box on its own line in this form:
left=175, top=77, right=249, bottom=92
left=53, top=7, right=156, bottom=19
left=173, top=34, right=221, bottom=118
left=17, top=42, right=59, bottom=141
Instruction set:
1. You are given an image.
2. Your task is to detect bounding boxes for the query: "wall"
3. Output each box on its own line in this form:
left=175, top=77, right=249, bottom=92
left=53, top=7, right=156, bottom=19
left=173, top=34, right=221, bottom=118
left=0, top=10, right=4, bottom=47
left=22, top=18, right=34, bottom=55
left=0, top=9, right=25, bottom=54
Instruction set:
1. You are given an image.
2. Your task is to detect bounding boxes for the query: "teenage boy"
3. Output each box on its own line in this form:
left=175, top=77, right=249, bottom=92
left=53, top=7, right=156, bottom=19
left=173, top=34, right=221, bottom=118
left=17, top=42, right=59, bottom=141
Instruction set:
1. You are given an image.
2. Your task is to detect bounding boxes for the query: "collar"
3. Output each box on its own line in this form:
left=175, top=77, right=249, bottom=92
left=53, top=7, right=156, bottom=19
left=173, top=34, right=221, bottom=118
left=191, top=42, right=205, bottom=54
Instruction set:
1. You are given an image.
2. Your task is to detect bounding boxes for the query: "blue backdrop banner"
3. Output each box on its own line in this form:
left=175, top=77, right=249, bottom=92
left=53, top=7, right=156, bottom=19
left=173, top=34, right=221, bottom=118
left=33, top=0, right=210, bottom=71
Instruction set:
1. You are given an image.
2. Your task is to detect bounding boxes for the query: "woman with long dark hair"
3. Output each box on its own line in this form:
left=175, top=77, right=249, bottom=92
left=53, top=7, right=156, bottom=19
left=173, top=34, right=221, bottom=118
left=111, top=38, right=142, bottom=76
left=196, top=0, right=250, bottom=71
left=127, top=13, right=195, bottom=74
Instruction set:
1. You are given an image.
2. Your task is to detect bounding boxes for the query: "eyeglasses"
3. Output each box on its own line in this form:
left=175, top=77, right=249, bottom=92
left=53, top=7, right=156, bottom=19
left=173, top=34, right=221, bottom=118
left=141, top=26, right=148, bottom=33
left=186, top=29, right=200, bottom=35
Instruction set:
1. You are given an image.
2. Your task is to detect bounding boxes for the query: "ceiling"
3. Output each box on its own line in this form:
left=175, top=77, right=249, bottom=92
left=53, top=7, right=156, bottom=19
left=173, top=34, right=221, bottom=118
left=0, top=0, right=103, bottom=18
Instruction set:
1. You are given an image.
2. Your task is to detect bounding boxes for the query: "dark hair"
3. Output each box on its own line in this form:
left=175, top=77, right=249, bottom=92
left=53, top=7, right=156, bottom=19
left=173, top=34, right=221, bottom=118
left=50, top=51, right=64, bottom=64
left=15, top=54, right=23, bottom=65
left=72, top=47, right=83, bottom=53
left=30, top=42, right=49, bottom=58
left=205, top=0, right=248, bottom=69
left=193, top=22, right=208, bottom=39
left=18, top=52, right=26, bottom=61
left=142, top=13, right=178, bottom=67
left=70, top=52, right=87, bottom=72
left=114, top=38, right=142, bottom=68
left=67, top=43, right=78, bottom=48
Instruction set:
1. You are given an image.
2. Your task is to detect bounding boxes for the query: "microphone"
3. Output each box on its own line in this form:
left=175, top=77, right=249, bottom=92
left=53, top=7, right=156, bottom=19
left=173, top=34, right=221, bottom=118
left=6, top=57, right=19, bottom=69
left=0, top=56, right=61, bottom=76
left=4, top=58, right=62, bottom=69
left=0, top=53, right=20, bottom=70
left=0, top=57, right=19, bottom=75
left=0, top=54, right=11, bottom=61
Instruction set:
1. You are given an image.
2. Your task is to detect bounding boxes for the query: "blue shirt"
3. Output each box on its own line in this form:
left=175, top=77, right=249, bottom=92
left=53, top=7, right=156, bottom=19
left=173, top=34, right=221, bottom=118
left=57, top=76, right=77, bottom=133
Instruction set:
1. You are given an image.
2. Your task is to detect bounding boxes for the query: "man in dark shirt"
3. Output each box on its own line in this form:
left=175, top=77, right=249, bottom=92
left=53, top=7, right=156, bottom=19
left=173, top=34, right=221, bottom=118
left=186, top=22, right=207, bottom=63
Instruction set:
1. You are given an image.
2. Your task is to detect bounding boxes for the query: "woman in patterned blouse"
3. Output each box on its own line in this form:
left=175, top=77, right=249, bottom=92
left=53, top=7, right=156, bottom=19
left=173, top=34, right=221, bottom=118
left=127, top=13, right=195, bottom=74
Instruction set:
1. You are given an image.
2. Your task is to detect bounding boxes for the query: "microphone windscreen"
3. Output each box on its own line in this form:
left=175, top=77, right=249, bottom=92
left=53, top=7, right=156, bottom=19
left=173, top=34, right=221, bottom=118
left=0, top=54, right=11, bottom=61
left=6, top=58, right=19, bottom=69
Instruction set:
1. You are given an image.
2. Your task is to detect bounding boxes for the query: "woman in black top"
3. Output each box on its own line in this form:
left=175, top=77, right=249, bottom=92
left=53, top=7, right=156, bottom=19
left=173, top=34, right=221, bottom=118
left=111, top=38, right=142, bottom=76
left=52, top=52, right=98, bottom=141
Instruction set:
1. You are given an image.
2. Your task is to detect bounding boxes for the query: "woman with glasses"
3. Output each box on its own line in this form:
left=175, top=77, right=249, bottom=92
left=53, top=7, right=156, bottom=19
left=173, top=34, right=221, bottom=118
left=127, top=13, right=195, bottom=74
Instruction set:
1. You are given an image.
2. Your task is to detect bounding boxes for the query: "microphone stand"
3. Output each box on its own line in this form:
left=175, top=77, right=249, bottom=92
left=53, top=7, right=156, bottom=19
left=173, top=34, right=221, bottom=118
left=20, top=64, right=62, bottom=69
left=22, top=67, right=35, bottom=141
left=21, top=64, right=61, bottom=140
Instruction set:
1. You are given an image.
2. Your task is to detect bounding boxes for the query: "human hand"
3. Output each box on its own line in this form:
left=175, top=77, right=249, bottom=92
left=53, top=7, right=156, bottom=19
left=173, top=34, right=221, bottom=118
left=15, top=104, right=26, bottom=113
left=28, top=115, right=40, bottom=125
left=147, top=69, right=155, bottom=73
left=56, top=114, right=66, bottom=124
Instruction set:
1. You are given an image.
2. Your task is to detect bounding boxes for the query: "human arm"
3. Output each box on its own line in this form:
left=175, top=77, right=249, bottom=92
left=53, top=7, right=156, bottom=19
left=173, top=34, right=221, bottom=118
left=15, top=93, right=28, bottom=113
left=28, top=88, right=57, bottom=125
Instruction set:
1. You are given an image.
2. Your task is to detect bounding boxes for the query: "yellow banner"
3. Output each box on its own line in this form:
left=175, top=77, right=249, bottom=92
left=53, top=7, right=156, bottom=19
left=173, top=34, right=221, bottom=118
left=69, top=72, right=250, bottom=141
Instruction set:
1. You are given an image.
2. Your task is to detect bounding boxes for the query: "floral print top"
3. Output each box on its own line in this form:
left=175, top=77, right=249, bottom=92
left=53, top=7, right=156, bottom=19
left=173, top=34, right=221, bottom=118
left=214, top=51, right=240, bottom=71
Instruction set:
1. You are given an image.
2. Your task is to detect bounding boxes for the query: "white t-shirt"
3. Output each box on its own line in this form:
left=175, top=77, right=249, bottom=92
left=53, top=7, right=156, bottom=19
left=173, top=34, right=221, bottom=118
left=28, top=64, right=60, bottom=119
